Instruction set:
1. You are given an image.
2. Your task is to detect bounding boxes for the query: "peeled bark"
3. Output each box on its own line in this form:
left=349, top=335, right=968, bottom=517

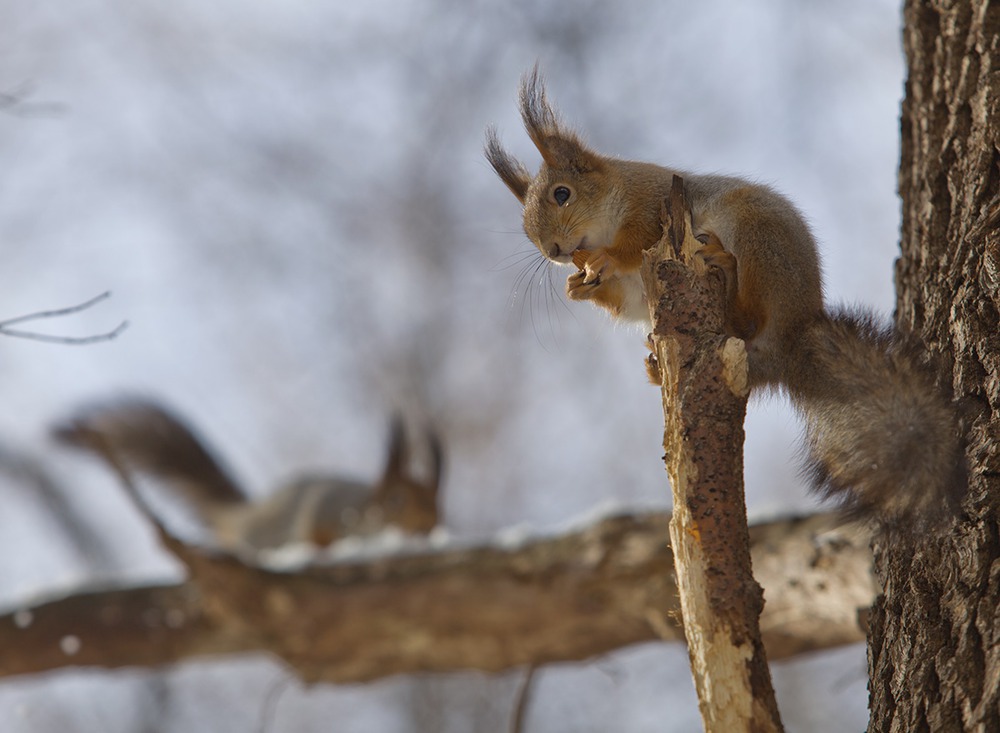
left=642, top=179, right=782, bottom=733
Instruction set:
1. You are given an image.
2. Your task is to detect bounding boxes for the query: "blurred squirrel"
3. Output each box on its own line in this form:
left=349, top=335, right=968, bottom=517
left=54, top=398, right=443, bottom=554
left=486, top=67, right=966, bottom=523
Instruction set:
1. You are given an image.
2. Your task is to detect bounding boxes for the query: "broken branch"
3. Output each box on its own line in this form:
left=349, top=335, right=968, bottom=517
left=642, top=176, right=783, bottom=732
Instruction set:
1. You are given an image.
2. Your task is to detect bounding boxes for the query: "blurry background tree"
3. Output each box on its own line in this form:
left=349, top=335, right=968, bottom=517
left=0, top=0, right=907, bottom=731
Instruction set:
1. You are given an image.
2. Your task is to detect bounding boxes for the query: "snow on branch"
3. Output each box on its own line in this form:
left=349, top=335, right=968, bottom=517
left=0, top=510, right=874, bottom=683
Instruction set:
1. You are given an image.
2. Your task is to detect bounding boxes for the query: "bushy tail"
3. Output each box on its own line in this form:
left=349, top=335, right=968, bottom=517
left=784, top=309, right=966, bottom=525
left=53, top=398, right=248, bottom=509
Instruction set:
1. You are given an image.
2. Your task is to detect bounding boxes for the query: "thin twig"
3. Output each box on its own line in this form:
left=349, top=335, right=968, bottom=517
left=0, top=82, right=68, bottom=118
left=258, top=675, right=293, bottom=733
left=0, top=291, right=114, bottom=327
left=509, top=664, right=538, bottom=733
left=0, top=291, right=128, bottom=345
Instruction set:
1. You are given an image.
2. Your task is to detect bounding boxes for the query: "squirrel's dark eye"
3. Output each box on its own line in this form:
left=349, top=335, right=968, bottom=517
left=553, top=186, right=571, bottom=206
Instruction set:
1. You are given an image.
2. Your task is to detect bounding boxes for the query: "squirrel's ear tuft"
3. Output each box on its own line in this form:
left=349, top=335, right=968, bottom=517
left=485, top=125, right=531, bottom=203
left=518, top=65, right=602, bottom=174
left=519, top=64, right=561, bottom=152
left=379, top=412, right=408, bottom=483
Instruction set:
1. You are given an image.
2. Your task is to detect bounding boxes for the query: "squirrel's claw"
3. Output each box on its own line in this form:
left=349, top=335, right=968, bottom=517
left=572, top=248, right=616, bottom=286
left=566, top=269, right=596, bottom=300
left=567, top=249, right=618, bottom=300
left=645, top=333, right=662, bottom=384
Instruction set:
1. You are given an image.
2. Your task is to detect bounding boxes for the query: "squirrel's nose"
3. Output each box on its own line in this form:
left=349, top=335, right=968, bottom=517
left=546, top=243, right=562, bottom=259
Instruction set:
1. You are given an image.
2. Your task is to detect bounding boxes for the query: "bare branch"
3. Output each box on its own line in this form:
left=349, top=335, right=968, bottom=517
left=642, top=177, right=782, bottom=732
left=0, top=511, right=874, bottom=683
left=0, top=82, right=68, bottom=118
left=0, top=291, right=128, bottom=345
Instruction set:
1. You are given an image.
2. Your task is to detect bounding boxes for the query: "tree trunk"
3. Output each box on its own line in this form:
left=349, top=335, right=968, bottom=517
left=868, top=2, right=1000, bottom=731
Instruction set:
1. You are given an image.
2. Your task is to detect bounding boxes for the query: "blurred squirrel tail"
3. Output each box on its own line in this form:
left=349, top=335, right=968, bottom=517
left=53, top=397, right=247, bottom=513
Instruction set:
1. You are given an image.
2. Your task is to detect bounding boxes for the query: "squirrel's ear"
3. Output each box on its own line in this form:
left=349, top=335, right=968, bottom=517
left=518, top=66, right=602, bottom=174
left=378, top=412, right=408, bottom=485
left=424, top=425, right=444, bottom=501
left=372, top=416, right=444, bottom=508
left=485, top=126, right=531, bottom=203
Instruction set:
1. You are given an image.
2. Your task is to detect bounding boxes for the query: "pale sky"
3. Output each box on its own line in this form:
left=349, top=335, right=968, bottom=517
left=0, top=1, right=901, bottom=730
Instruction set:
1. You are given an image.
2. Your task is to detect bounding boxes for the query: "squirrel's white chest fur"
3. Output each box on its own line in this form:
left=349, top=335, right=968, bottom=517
left=619, top=270, right=650, bottom=324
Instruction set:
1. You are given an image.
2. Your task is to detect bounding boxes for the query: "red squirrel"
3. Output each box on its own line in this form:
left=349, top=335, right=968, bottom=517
left=486, top=67, right=966, bottom=524
left=55, top=398, right=443, bottom=554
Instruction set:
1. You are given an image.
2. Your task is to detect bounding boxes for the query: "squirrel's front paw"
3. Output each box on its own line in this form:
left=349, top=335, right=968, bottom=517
left=572, top=248, right=617, bottom=284
left=565, top=248, right=627, bottom=316
left=566, top=269, right=598, bottom=300
left=568, top=249, right=596, bottom=300
left=694, top=235, right=737, bottom=280
left=567, top=248, right=618, bottom=301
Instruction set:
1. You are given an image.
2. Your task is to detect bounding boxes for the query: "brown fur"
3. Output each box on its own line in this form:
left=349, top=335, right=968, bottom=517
left=788, top=310, right=966, bottom=523
left=487, top=68, right=967, bottom=525
left=52, top=400, right=246, bottom=508
left=486, top=67, right=824, bottom=384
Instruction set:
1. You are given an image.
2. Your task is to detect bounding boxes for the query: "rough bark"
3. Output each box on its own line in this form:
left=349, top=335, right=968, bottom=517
left=868, top=2, right=1000, bottom=731
left=642, top=179, right=783, bottom=733
left=0, top=511, right=875, bottom=683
